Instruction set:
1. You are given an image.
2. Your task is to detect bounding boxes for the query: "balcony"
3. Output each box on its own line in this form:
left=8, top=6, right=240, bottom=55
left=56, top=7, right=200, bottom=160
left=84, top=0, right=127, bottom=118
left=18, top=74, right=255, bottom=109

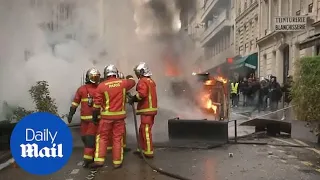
left=200, top=9, right=232, bottom=46
left=201, top=0, right=220, bottom=22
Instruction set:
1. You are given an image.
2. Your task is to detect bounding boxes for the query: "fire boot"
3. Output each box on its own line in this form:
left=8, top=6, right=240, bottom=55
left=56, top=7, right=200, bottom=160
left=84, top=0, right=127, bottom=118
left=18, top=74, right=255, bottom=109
left=83, top=160, right=93, bottom=168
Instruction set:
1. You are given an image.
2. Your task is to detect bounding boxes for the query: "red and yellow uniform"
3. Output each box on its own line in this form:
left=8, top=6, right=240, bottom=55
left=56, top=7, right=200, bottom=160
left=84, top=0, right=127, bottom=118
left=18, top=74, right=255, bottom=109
left=71, top=84, right=99, bottom=161
left=93, top=77, right=135, bottom=166
left=134, top=77, right=157, bottom=157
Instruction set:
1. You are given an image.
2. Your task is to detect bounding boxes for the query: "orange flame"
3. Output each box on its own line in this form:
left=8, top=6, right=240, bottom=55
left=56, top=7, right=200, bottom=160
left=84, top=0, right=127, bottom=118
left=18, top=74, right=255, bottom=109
left=201, top=93, right=218, bottom=114
left=204, top=80, right=214, bottom=85
left=206, top=99, right=217, bottom=114
left=216, top=76, right=227, bottom=84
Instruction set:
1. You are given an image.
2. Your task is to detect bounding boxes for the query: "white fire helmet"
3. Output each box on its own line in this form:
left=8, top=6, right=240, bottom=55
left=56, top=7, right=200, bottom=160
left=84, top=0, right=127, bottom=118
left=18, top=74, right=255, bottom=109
left=104, top=64, right=119, bottom=77
left=134, top=62, right=152, bottom=77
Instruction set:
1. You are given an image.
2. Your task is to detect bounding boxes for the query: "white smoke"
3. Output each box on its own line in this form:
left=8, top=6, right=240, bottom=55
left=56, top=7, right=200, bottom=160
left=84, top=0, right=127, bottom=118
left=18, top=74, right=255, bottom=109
left=0, top=0, right=106, bottom=121
left=0, top=0, right=202, bottom=122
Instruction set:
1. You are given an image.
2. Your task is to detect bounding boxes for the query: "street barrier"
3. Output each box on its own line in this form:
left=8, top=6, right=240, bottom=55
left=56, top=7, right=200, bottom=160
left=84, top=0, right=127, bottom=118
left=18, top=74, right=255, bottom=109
left=167, top=118, right=229, bottom=148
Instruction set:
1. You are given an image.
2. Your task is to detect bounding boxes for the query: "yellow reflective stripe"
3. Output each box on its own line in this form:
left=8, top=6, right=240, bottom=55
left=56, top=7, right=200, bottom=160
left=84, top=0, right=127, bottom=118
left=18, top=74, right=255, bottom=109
left=101, top=111, right=125, bottom=115
left=136, top=94, right=142, bottom=100
left=136, top=108, right=157, bottom=113
left=105, top=91, right=110, bottom=111
left=136, top=85, right=157, bottom=113
left=94, top=158, right=105, bottom=162
left=136, top=148, right=153, bottom=155
left=83, top=155, right=93, bottom=160
left=107, top=146, right=112, bottom=150
left=81, top=115, right=100, bottom=120
left=93, top=104, right=101, bottom=108
left=100, top=90, right=126, bottom=116
left=145, top=124, right=152, bottom=154
left=94, top=135, right=104, bottom=162
left=113, top=142, right=124, bottom=165
left=72, top=102, right=79, bottom=106
left=122, top=88, right=126, bottom=111
left=81, top=115, right=92, bottom=120
left=143, top=151, right=154, bottom=155
left=105, top=80, right=122, bottom=85
left=81, top=98, right=89, bottom=102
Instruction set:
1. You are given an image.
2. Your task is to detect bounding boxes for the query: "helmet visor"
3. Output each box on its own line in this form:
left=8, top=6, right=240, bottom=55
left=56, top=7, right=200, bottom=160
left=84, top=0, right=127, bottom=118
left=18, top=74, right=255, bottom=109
left=89, top=73, right=101, bottom=84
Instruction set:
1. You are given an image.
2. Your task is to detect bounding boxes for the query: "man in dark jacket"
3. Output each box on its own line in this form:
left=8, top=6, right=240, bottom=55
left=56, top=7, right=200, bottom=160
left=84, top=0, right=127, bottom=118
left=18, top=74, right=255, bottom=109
left=239, top=77, right=249, bottom=106
left=269, top=76, right=282, bottom=118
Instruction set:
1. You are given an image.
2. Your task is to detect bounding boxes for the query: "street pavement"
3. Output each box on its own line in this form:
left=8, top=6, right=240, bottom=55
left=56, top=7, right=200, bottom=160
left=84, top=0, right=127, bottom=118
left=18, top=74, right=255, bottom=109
left=1, top=137, right=319, bottom=180
left=1, top=105, right=319, bottom=180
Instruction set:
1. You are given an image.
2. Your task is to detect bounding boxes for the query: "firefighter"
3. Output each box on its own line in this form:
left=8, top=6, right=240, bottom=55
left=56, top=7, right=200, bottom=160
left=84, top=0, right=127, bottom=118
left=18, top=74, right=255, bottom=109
left=107, top=71, right=128, bottom=151
left=67, top=68, right=101, bottom=168
left=128, top=62, right=158, bottom=158
left=91, top=65, right=135, bottom=169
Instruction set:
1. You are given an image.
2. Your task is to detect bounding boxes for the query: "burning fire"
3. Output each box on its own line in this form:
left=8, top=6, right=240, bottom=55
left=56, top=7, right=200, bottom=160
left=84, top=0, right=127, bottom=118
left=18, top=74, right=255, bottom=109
left=201, top=93, right=218, bottom=114
left=216, top=76, right=227, bottom=84
left=206, top=99, right=218, bottom=114
left=204, top=80, right=214, bottom=85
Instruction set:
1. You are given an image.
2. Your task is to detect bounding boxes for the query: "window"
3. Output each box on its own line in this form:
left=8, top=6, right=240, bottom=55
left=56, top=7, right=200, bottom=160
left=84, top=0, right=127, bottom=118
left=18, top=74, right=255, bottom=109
left=59, top=3, right=71, bottom=21
left=308, top=3, right=313, bottom=13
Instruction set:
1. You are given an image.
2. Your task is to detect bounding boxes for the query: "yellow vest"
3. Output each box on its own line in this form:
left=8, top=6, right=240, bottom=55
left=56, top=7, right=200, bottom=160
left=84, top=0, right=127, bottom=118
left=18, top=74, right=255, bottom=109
left=231, top=83, right=239, bottom=94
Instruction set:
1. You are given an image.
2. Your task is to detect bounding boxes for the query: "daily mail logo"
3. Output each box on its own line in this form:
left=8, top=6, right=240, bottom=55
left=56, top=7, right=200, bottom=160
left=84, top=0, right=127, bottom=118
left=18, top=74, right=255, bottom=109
left=10, top=112, right=73, bottom=175
left=20, top=128, right=63, bottom=158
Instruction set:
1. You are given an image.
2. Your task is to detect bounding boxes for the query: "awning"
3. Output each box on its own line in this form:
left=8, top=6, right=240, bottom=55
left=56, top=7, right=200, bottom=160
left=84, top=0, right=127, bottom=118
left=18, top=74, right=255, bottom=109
left=230, top=53, right=258, bottom=70
left=299, top=33, right=320, bottom=50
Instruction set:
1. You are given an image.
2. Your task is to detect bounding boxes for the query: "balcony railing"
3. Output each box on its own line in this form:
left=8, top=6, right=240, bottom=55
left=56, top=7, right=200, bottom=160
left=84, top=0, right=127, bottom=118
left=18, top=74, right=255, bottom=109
left=200, top=9, right=230, bottom=45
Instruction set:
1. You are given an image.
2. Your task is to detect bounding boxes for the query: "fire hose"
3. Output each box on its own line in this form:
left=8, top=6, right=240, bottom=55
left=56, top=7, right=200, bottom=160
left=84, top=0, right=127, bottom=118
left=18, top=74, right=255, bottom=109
left=130, top=103, right=192, bottom=180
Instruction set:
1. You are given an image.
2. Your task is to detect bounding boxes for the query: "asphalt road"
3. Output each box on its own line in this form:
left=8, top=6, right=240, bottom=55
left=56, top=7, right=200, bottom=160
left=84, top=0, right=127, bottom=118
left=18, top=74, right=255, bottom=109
left=1, top=138, right=319, bottom=180
left=1, top=106, right=319, bottom=180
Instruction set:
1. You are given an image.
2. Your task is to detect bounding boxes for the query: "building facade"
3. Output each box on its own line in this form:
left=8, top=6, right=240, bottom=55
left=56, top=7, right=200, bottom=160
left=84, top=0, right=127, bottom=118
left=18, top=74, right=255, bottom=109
left=189, top=0, right=235, bottom=74
left=257, top=0, right=316, bottom=84
left=231, top=0, right=259, bottom=79
left=29, top=0, right=105, bottom=45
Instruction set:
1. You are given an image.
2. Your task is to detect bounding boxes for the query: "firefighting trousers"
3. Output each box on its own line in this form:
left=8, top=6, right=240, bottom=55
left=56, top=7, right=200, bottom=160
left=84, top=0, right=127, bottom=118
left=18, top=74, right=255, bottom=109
left=138, top=115, right=155, bottom=156
left=94, top=119, right=125, bottom=165
left=80, top=121, right=98, bottom=161
left=107, top=127, right=127, bottom=150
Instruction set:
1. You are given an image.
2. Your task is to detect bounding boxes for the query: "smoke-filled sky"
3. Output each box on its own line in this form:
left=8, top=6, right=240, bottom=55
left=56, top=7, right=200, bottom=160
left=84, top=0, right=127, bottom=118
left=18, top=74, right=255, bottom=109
left=0, top=0, right=203, bottom=122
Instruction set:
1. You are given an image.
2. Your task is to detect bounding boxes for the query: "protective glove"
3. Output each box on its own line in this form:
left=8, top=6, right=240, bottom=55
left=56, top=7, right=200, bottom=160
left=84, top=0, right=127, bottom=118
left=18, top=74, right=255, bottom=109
left=67, top=107, right=76, bottom=124
left=92, top=110, right=100, bottom=125
left=127, top=94, right=138, bottom=105
left=126, top=75, right=134, bottom=79
left=67, top=115, right=73, bottom=124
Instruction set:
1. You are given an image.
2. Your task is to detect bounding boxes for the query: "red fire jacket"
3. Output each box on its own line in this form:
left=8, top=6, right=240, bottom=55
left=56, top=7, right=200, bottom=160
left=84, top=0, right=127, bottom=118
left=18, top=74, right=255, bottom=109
left=93, top=77, right=136, bottom=120
left=71, top=84, right=98, bottom=121
left=135, top=77, right=158, bottom=115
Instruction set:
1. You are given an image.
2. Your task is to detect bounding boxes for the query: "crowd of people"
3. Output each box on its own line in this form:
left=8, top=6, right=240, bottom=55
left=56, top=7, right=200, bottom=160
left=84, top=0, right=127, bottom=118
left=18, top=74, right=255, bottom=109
left=230, top=74, right=293, bottom=116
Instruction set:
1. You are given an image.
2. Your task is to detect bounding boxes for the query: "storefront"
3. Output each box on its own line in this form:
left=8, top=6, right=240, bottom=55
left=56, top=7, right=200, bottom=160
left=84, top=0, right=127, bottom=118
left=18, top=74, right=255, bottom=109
left=230, top=52, right=258, bottom=80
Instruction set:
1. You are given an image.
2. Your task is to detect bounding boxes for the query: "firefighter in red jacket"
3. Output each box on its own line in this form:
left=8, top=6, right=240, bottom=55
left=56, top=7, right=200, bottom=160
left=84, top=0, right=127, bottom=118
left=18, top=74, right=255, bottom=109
left=107, top=71, right=129, bottom=151
left=67, top=68, right=101, bottom=168
left=128, top=62, right=158, bottom=158
left=91, top=65, right=135, bottom=168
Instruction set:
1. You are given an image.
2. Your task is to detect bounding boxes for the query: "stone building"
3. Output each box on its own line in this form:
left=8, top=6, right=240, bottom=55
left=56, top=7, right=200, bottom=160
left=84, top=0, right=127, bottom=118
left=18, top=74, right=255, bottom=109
left=233, top=0, right=259, bottom=79
left=257, top=0, right=316, bottom=84
left=189, top=0, right=235, bottom=75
